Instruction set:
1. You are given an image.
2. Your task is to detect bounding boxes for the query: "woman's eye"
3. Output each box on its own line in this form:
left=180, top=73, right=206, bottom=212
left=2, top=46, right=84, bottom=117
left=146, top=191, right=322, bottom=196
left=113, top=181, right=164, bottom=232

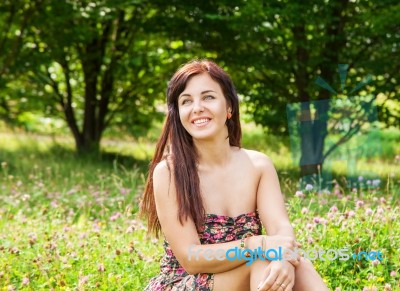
left=204, top=95, right=214, bottom=100
left=181, top=99, right=191, bottom=105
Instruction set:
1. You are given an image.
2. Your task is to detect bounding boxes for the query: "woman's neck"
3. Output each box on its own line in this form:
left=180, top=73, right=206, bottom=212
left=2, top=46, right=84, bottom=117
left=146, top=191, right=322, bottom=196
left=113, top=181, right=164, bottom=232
left=194, top=137, right=233, bottom=169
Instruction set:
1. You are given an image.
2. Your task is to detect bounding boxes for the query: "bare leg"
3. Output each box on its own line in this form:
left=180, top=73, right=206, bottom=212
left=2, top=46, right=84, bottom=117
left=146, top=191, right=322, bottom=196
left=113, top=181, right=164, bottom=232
left=213, top=259, right=272, bottom=291
left=293, top=258, right=329, bottom=291
left=213, top=262, right=251, bottom=291
left=213, top=257, right=328, bottom=291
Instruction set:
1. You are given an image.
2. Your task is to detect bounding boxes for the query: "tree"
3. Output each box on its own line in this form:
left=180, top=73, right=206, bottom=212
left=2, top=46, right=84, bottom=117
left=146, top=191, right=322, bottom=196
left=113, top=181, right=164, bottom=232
left=1, top=0, right=241, bottom=153
left=1, top=0, right=398, bottom=163
left=210, top=0, right=400, bottom=176
left=22, top=0, right=177, bottom=153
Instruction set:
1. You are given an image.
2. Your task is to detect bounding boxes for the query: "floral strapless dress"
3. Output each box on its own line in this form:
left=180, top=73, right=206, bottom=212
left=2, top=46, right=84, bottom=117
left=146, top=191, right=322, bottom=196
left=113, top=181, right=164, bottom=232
left=144, top=211, right=262, bottom=290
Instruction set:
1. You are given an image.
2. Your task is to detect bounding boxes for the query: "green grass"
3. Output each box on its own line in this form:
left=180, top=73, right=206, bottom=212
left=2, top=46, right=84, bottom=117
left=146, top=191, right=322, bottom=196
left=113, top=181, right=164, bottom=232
left=0, top=129, right=399, bottom=290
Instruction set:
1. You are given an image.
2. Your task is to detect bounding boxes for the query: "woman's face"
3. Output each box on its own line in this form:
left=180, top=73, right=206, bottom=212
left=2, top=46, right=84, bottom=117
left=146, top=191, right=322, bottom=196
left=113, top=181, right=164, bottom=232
left=178, top=73, right=230, bottom=142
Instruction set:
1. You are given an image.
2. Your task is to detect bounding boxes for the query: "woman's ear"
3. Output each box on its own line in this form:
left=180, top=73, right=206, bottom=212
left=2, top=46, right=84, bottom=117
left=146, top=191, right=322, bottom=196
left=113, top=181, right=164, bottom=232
left=227, top=108, right=232, bottom=119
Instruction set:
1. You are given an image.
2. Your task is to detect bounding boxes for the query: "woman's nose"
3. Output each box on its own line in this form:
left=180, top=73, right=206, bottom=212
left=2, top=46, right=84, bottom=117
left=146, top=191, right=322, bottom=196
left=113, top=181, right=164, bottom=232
left=193, top=99, right=204, bottom=113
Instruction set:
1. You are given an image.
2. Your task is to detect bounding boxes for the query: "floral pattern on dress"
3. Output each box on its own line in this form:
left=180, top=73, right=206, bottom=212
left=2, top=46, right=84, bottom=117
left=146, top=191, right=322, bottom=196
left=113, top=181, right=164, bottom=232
left=144, top=211, right=262, bottom=291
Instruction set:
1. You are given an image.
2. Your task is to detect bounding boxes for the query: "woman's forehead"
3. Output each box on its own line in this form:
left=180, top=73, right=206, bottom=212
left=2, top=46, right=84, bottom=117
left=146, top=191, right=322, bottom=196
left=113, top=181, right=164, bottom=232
left=180, top=73, right=223, bottom=96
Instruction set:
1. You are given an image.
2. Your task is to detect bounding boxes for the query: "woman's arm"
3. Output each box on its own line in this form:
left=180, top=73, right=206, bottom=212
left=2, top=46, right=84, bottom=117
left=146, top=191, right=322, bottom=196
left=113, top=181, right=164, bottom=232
left=252, top=152, right=295, bottom=239
left=153, top=160, right=257, bottom=274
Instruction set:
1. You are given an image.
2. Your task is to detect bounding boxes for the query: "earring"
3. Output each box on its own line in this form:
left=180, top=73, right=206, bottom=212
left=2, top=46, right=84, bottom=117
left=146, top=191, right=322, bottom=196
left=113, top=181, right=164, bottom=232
left=227, top=112, right=232, bottom=119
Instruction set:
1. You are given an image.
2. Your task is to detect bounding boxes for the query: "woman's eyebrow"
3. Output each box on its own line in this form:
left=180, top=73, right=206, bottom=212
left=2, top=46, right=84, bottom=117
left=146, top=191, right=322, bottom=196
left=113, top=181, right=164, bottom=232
left=179, top=90, right=217, bottom=99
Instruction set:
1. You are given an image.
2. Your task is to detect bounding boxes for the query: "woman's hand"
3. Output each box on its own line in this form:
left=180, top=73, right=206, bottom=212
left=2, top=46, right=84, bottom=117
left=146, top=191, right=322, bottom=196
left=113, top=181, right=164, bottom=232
left=263, top=235, right=301, bottom=267
left=257, top=260, right=295, bottom=291
left=247, top=235, right=301, bottom=267
left=264, top=235, right=299, bottom=251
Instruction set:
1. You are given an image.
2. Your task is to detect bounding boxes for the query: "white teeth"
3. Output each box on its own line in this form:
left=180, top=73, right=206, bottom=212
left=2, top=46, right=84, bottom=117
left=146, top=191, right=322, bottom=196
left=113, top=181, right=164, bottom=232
left=193, top=118, right=209, bottom=124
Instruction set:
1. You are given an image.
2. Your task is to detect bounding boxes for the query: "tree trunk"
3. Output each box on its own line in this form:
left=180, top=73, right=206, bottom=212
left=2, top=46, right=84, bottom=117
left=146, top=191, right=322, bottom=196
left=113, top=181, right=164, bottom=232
left=59, top=52, right=102, bottom=155
left=297, top=0, right=348, bottom=179
left=75, top=134, right=101, bottom=155
left=77, top=29, right=108, bottom=155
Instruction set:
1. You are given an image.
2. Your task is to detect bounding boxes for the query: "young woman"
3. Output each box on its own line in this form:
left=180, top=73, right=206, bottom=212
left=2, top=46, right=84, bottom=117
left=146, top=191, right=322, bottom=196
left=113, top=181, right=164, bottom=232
left=140, top=60, right=329, bottom=290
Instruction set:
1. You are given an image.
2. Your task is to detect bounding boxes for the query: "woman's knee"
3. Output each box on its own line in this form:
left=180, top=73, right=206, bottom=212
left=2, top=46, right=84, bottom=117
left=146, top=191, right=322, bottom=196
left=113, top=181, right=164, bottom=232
left=298, top=257, right=314, bottom=268
left=213, top=263, right=251, bottom=291
left=293, top=258, right=329, bottom=291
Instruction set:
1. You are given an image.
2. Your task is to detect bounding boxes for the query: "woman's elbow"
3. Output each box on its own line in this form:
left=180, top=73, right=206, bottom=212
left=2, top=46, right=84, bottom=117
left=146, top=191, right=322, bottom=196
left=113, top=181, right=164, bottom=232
left=179, top=245, right=204, bottom=274
left=181, top=260, right=201, bottom=275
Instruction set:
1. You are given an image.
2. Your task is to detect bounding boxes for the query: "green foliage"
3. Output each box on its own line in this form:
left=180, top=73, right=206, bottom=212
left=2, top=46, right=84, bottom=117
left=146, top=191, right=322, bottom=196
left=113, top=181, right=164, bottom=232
left=0, top=0, right=45, bottom=124
left=0, top=0, right=399, bottom=158
left=1, top=0, right=200, bottom=152
left=213, top=0, right=400, bottom=132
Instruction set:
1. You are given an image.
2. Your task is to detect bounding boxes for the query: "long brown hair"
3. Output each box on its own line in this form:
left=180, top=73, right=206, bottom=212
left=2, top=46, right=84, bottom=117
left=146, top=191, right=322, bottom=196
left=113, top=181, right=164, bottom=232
left=139, top=59, right=242, bottom=237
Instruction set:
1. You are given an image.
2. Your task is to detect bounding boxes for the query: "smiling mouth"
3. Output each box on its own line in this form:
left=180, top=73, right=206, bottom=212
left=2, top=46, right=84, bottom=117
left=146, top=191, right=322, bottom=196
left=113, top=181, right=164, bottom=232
left=192, top=118, right=211, bottom=126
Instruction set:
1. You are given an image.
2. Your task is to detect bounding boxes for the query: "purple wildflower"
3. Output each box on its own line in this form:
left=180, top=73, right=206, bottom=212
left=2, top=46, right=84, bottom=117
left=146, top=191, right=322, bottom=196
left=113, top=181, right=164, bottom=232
left=110, top=212, right=122, bottom=221
left=301, top=207, right=309, bottom=214
left=356, top=200, right=364, bottom=208
left=329, top=205, right=338, bottom=213
left=22, top=277, right=30, bottom=285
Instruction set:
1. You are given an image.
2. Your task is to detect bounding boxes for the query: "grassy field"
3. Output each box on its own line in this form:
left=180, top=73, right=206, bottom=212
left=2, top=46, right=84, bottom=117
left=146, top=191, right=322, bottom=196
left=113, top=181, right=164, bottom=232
left=0, top=128, right=399, bottom=290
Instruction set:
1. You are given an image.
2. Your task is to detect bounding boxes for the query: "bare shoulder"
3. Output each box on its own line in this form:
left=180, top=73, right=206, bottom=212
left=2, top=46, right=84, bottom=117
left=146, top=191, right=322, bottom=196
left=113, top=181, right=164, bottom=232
left=242, top=148, right=275, bottom=170
left=153, top=159, right=171, bottom=177
left=153, top=160, right=173, bottom=195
